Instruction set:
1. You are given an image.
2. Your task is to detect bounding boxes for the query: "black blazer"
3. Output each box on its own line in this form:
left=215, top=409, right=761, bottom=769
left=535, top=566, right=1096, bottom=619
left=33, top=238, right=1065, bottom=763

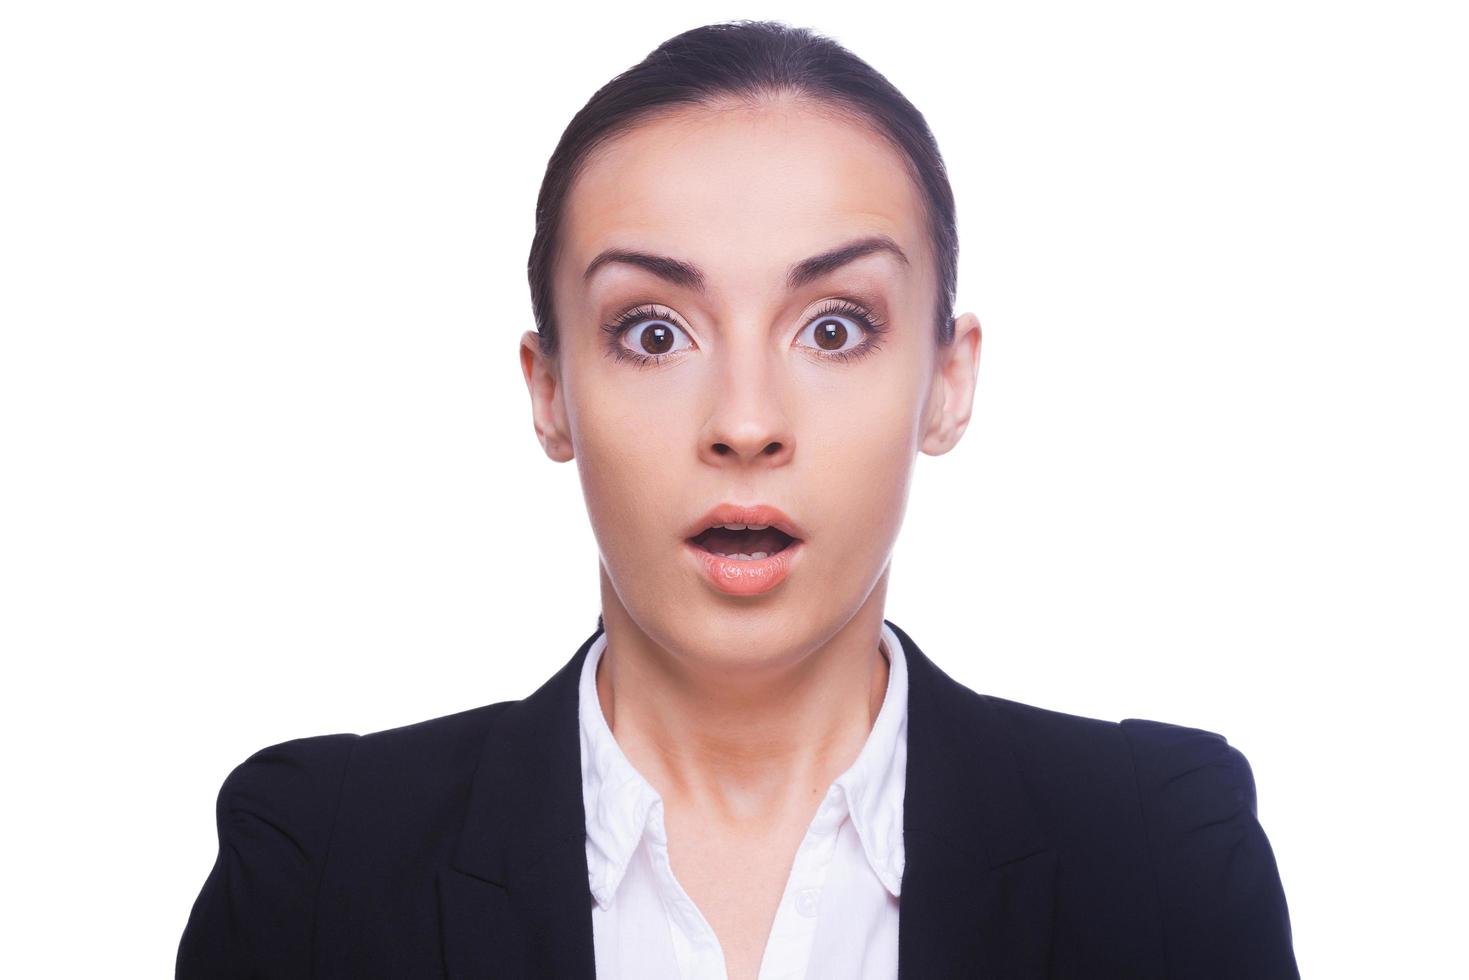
left=176, top=619, right=1299, bottom=978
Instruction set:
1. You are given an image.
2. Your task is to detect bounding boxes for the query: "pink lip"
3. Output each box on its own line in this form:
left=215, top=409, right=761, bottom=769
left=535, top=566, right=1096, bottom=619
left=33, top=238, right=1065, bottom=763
left=683, top=537, right=803, bottom=596
left=681, top=502, right=806, bottom=597
left=680, top=503, right=807, bottom=542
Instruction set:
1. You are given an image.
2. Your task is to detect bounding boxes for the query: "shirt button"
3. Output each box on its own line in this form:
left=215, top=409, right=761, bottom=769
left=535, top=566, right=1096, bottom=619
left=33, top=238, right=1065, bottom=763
left=795, top=887, right=821, bottom=917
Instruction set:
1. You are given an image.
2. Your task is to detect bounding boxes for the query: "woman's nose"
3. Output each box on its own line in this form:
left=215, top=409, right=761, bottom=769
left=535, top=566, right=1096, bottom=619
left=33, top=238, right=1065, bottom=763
left=698, top=347, right=795, bottom=467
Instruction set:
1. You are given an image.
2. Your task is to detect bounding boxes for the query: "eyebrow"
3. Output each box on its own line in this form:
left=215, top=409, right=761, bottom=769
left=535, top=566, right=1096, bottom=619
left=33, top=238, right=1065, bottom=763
left=582, top=234, right=910, bottom=293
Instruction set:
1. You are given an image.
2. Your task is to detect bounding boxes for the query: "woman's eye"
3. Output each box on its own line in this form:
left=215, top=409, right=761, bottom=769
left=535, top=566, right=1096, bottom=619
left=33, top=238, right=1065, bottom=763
left=795, top=311, right=871, bottom=357
left=627, top=319, right=692, bottom=355
left=606, top=310, right=695, bottom=363
left=795, top=300, right=888, bottom=362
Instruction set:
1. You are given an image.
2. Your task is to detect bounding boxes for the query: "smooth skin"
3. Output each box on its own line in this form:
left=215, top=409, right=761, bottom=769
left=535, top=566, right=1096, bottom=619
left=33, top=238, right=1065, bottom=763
left=520, top=92, right=982, bottom=980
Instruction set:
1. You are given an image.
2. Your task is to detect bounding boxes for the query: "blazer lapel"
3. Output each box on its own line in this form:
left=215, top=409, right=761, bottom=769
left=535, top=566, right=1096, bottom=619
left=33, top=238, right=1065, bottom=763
left=889, top=620, right=1059, bottom=979
left=436, top=619, right=1057, bottom=979
left=439, top=626, right=601, bottom=980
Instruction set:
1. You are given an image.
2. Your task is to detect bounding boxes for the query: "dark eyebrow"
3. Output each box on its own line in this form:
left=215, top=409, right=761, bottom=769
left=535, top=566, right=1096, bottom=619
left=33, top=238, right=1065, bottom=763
left=582, top=234, right=909, bottom=293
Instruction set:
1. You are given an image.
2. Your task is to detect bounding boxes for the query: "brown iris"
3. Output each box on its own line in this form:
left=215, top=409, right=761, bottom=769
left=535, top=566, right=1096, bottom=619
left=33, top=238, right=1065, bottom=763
left=813, top=318, right=849, bottom=351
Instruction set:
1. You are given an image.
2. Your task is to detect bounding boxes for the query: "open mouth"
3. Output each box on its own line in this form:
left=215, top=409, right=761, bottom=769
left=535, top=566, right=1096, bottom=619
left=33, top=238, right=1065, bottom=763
left=687, top=523, right=799, bottom=561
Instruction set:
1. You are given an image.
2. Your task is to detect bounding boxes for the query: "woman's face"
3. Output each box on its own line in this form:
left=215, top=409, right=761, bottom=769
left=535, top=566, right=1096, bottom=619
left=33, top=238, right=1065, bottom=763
left=522, top=96, right=980, bottom=668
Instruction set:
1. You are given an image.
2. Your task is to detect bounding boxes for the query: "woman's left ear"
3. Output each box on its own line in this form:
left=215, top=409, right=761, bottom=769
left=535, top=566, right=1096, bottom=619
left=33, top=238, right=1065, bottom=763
left=919, top=312, right=982, bottom=456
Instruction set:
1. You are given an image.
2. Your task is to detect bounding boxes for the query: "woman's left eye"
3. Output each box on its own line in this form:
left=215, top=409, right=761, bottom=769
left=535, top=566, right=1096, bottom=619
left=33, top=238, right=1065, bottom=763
left=794, top=300, right=890, bottom=363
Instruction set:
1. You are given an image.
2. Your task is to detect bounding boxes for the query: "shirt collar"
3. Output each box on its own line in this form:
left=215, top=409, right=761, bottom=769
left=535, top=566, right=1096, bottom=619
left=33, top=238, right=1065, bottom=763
left=578, top=621, right=909, bottom=909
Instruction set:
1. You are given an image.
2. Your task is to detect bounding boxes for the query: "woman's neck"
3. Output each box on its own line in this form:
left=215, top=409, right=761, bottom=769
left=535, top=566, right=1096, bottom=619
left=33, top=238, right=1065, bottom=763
left=594, top=606, right=891, bottom=827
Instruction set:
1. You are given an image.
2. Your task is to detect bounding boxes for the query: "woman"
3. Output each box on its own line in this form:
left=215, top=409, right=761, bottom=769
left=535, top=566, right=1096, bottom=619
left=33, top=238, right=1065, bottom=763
left=176, top=20, right=1299, bottom=980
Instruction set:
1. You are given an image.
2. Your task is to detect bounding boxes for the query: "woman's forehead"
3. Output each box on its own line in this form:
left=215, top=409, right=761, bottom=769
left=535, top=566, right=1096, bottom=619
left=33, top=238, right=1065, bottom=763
left=559, top=103, right=927, bottom=295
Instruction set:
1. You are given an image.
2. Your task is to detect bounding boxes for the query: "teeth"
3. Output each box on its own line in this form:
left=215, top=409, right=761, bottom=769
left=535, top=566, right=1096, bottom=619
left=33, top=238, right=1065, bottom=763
left=714, top=552, right=770, bottom=561
left=711, top=522, right=770, bottom=531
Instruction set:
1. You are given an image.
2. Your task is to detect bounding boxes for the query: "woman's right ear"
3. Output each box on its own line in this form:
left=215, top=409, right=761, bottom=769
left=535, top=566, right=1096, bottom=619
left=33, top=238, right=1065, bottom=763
left=519, top=330, right=575, bottom=462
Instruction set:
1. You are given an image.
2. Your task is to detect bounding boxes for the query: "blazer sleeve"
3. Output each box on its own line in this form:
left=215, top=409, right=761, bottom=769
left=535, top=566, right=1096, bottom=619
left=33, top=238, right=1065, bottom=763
left=1120, top=719, right=1300, bottom=979
left=176, top=733, right=360, bottom=980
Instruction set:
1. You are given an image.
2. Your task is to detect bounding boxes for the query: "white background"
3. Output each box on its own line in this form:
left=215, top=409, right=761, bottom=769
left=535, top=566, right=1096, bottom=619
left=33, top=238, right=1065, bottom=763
left=2, top=1, right=1464, bottom=975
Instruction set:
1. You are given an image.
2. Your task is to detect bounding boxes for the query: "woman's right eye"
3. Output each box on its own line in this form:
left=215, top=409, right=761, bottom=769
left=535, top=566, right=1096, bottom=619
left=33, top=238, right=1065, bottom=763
left=602, top=306, right=695, bottom=366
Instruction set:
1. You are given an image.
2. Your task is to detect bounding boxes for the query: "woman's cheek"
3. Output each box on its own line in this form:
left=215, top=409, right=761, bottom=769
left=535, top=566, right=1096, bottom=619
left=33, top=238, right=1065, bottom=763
left=575, top=428, right=685, bottom=558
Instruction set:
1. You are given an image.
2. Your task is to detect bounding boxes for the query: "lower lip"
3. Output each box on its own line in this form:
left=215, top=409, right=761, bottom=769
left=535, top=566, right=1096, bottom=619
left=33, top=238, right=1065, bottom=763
left=683, top=538, right=803, bottom=596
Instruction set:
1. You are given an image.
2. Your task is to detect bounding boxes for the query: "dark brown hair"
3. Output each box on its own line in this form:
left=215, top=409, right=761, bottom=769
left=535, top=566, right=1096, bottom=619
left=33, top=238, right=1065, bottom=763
left=527, top=19, right=960, bottom=360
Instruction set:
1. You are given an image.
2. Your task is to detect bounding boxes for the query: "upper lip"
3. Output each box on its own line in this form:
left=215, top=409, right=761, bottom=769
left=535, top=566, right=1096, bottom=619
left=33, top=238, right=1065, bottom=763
left=683, top=503, right=806, bottom=542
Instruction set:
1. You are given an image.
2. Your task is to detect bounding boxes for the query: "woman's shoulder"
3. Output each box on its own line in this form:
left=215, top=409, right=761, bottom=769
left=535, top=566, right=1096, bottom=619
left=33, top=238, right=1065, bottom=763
left=977, top=693, right=1296, bottom=971
left=216, top=698, right=520, bottom=814
left=180, top=700, right=526, bottom=976
left=978, top=692, right=1260, bottom=821
left=965, top=692, right=1269, bottom=867
left=200, top=700, right=520, bottom=878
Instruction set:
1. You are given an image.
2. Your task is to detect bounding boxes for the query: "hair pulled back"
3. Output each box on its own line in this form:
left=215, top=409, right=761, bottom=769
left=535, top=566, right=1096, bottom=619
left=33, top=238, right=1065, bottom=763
left=527, top=19, right=959, bottom=359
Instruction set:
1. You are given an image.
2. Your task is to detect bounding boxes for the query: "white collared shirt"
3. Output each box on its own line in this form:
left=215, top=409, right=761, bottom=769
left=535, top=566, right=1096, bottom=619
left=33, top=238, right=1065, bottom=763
left=578, top=621, right=908, bottom=980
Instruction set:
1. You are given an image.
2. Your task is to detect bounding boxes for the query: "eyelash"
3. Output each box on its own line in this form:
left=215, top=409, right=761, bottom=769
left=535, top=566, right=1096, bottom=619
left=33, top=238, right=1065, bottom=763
left=601, top=299, right=890, bottom=369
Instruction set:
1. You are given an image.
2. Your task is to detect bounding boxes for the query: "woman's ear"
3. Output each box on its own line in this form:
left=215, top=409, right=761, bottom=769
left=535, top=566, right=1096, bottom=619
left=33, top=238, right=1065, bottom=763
left=920, top=312, right=982, bottom=456
left=519, top=330, right=575, bottom=462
